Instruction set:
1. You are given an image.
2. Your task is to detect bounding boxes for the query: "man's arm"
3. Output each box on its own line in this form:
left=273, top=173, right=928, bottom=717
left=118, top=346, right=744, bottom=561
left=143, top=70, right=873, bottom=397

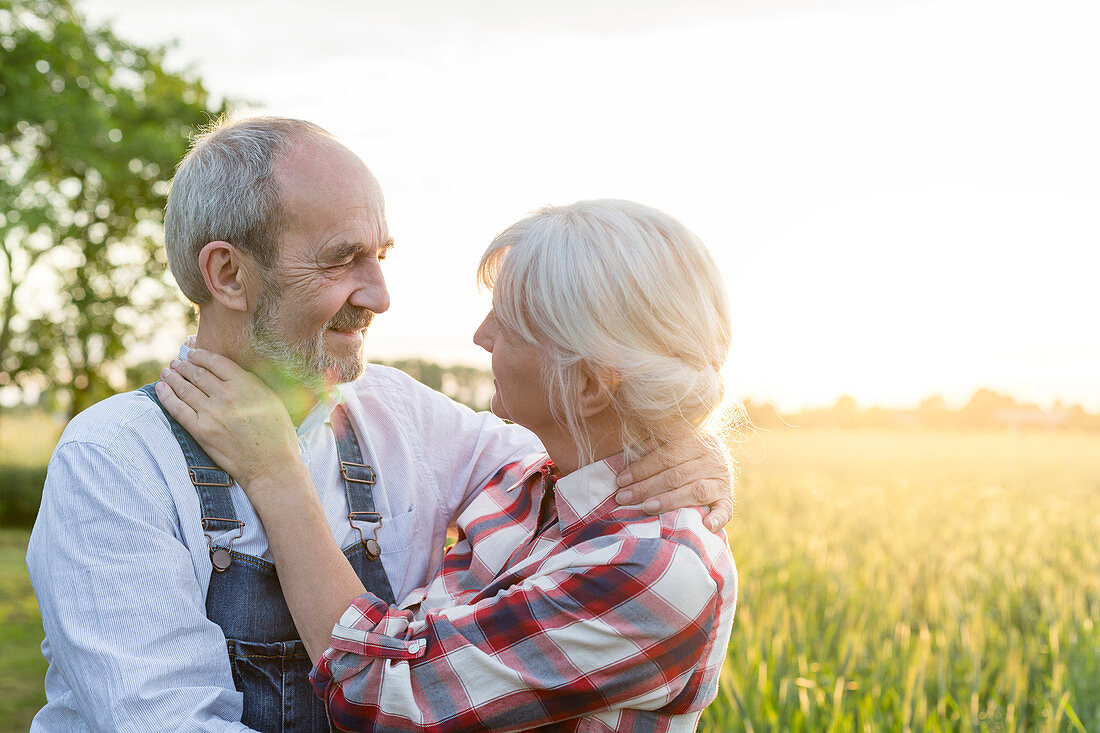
left=27, top=440, right=255, bottom=732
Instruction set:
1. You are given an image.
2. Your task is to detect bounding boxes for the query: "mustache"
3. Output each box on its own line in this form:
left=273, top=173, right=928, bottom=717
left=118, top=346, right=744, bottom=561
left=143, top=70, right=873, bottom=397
left=325, top=306, right=375, bottom=332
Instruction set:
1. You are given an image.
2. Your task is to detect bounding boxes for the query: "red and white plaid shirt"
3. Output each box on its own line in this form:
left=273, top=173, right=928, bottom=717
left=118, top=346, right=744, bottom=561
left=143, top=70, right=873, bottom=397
left=312, top=452, right=737, bottom=732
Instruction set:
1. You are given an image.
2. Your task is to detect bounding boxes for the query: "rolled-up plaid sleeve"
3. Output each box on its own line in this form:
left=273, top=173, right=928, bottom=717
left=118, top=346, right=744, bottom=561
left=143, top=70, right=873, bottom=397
left=310, top=535, right=722, bottom=732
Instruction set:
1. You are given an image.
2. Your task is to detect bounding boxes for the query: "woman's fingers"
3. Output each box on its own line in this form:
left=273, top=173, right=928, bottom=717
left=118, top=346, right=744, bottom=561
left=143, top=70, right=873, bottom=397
left=185, top=348, right=278, bottom=411
left=168, top=357, right=221, bottom=398
left=154, top=379, right=199, bottom=430
left=157, top=351, right=300, bottom=488
left=187, top=348, right=243, bottom=382
left=160, top=364, right=212, bottom=409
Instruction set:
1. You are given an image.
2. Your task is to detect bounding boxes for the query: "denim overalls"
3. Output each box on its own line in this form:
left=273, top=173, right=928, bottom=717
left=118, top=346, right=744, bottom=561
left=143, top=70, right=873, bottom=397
left=142, top=385, right=396, bottom=732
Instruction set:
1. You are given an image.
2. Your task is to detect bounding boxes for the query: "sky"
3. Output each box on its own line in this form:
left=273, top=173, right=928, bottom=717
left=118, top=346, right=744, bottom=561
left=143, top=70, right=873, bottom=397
left=79, top=0, right=1100, bottom=410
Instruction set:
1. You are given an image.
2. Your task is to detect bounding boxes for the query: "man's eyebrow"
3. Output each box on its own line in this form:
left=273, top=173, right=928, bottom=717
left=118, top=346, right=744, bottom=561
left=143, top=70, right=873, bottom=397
left=323, top=238, right=393, bottom=263
left=323, top=242, right=367, bottom=262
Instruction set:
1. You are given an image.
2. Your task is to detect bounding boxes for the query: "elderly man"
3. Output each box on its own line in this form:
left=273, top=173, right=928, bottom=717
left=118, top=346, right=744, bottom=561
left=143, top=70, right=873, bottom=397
left=27, top=117, right=732, bottom=732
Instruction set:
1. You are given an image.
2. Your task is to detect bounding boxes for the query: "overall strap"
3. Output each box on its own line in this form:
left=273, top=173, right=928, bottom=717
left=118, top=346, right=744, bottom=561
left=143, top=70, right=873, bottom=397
left=140, top=384, right=244, bottom=566
left=331, top=403, right=383, bottom=557
left=330, top=402, right=396, bottom=604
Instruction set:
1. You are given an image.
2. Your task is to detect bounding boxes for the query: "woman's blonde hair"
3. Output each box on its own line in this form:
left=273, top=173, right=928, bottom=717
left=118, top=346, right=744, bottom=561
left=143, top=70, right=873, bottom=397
left=478, top=199, right=732, bottom=464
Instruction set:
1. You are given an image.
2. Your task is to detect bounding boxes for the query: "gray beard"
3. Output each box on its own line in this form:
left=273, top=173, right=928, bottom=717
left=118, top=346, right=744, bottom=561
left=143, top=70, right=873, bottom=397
left=249, top=286, right=367, bottom=387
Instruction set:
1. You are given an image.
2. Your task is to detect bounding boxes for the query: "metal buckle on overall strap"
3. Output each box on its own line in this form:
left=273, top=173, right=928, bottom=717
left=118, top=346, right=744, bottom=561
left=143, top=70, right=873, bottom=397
left=340, top=461, right=376, bottom=484
left=188, top=466, right=234, bottom=487
left=202, top=517, right=245, bottom=572
left=348, top=511, right=383, bottom=561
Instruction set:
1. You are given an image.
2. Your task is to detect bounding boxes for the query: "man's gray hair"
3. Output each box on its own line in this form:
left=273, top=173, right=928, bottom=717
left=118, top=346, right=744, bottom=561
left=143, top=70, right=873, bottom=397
left=163, top=116, right=334, bottom=304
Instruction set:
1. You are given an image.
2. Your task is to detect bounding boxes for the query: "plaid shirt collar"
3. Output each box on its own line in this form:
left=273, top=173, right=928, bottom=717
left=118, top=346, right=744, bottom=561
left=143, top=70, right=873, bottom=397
left=506, top=452, right=629, bottom=535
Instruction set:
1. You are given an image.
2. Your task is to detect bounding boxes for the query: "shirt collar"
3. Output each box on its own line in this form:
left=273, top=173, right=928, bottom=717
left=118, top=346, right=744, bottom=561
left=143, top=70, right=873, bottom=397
left=504, top=453, right=557, bottom=490
left=177, top=337, right=339, bottom=437
left=504, top=452, right=629, bottom=535
left=305, top=385, right=342, bottom=436
left=552, top=453, right=628, bottom=534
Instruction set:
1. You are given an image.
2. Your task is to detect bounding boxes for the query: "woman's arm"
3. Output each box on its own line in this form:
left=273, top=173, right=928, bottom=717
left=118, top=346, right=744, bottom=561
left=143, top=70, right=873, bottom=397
left=310, top=529, right=727, bottom=732
left=155, top=353, right=367, bottom=661
left=239, top=468, right=367, bottom=662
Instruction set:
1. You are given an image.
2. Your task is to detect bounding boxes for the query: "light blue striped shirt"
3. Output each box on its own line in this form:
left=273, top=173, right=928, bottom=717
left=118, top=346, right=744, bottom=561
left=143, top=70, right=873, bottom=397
left=26, top=358, right=538, bottom=732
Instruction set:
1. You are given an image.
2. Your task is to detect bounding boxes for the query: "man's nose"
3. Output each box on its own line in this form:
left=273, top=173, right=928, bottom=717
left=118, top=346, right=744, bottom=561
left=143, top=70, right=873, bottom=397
left=350, top=263, right=390, bottom=314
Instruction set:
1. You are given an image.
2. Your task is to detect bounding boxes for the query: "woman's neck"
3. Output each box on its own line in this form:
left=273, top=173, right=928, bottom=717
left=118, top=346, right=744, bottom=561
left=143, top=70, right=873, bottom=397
left=537, top=412, right=623, bottom=477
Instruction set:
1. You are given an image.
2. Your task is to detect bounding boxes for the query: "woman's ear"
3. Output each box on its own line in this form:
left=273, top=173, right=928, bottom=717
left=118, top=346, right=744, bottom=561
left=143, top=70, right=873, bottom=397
left=578, top=367, right=618, bottom=418
left=198, top=241, right=255, bottom=312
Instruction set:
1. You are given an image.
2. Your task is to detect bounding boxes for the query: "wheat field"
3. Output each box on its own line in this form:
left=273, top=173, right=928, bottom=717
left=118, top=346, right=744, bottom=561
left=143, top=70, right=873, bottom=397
left=700, top=429, right=1100, bottom=732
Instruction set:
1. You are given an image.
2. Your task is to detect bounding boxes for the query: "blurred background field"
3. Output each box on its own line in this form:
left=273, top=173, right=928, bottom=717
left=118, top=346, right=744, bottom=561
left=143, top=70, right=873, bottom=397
left=3, top=416, right=1097, bottom=732
left=701, top=428, right=1100, bottom=732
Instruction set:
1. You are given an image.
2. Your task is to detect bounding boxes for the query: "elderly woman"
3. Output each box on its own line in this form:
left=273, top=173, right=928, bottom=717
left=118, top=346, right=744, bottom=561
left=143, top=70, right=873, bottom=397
left=160, top=199, right=737, bottom=732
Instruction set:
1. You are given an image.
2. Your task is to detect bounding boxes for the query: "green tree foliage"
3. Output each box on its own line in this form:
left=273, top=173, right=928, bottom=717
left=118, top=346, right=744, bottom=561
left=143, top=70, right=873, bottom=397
left=0, top=0, right=224, bottom=417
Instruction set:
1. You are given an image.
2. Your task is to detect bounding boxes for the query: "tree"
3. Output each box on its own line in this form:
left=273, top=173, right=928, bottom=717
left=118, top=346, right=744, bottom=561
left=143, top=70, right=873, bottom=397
left=917, top=394, right=949, bottom=429
left=0, top=0, right=225, bottom=417
left=829, top=394, right=860, bottom=428
left=960, top=388, right=1017, bottom=429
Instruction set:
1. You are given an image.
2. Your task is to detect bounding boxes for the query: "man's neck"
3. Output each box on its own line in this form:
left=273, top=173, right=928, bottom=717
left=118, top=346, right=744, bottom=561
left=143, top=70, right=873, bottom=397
left=194, top=320, right=324, bottom=427
left=249, top=362, right=327, bottom=426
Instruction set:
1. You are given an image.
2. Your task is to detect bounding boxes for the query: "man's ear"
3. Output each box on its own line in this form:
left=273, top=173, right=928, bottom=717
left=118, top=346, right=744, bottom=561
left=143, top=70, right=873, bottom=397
left=578, top=367, right=617, bottom=418
left=198, top=241, right=255, bottom=312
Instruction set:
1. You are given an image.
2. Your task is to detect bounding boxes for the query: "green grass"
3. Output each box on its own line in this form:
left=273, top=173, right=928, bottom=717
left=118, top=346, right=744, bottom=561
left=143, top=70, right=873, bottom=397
left=700, top=429, right=1100, bottom=732
left=3, top=426, right=1098, bottom=731
left=0, top=529, right=47, bottom=733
